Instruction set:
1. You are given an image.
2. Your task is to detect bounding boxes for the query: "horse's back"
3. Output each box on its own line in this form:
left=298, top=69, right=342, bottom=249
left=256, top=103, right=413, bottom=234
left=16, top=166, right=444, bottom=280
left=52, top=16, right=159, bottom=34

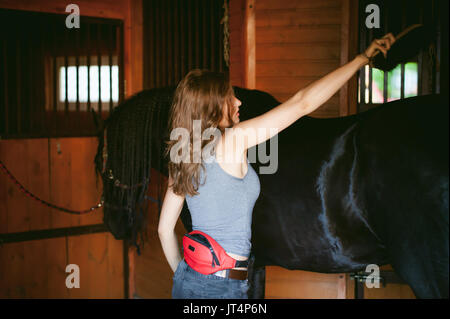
left=356, top=94, right=449, bottom=298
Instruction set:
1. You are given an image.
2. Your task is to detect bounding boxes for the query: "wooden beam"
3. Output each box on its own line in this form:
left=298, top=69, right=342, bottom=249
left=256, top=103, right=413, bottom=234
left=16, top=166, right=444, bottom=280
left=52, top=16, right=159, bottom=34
left=124, top=0, right=143, bottom=97
left=339, top=0, right=359, bottom=116
left=243, top=0, right=255, bottom=89
left=0, top=224, right=108, bottom=244
left=337, top=273, right=347, bottom=299
left=122, top=0, right=142, bottom=298
left=0, top=0, right=125, bottom=19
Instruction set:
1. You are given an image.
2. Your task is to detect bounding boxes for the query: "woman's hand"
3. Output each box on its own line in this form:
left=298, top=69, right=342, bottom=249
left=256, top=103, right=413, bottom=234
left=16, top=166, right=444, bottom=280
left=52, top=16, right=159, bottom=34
left=363, top=33, right=396, bottom=61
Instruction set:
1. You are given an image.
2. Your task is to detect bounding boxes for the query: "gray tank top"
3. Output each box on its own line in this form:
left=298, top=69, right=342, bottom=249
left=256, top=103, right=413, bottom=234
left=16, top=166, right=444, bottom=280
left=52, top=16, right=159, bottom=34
left=185, top=150, right=261, bottom=257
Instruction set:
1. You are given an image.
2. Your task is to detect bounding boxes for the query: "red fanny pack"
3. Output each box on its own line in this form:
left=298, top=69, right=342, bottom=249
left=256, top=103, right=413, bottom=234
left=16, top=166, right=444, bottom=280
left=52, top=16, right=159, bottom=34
left=182, top=230, right=248, bottom=275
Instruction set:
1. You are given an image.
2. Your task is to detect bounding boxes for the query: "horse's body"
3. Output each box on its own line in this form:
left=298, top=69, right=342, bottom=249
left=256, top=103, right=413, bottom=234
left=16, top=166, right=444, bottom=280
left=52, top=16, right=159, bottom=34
left=182, top=91, right=449, bottom=298
left=97, top=87, right=448, bottom=299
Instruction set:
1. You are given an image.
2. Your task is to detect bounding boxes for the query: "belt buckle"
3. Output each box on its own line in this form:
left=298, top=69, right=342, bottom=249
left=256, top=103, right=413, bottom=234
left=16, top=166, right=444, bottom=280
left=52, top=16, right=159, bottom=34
left=213, top=269, right=248, bottom=280
left=213, top=269, right=227, bottom=278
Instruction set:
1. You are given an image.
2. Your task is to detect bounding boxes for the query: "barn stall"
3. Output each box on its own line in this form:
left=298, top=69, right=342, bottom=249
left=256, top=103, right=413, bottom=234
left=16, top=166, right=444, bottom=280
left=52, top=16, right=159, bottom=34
left=0, top=0, right=448, bottom=299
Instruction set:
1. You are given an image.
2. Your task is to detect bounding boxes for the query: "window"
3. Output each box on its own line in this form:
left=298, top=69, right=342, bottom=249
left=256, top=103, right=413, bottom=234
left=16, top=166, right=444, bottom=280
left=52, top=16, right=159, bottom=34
left=359, top=62, right=419, bottom=104
left=57, top=56, right=119, bottom=111
left=0, top=9, right=124, bottom=138
left=357, top=0, right=442, bottom=113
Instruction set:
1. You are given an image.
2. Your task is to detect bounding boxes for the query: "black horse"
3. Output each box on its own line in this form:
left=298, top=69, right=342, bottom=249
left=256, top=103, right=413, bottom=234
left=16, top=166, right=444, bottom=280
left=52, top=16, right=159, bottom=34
left=95, top=87, right=448, bottom=299
left=180, top=90, right=449, bottom=299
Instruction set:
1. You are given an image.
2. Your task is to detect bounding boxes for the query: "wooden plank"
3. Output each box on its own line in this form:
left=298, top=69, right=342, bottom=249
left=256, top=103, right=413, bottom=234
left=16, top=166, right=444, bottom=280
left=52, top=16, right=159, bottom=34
left=49, top=138, right=69, bottom=228
left=337, top=272, right=348, bottom=299
left=256, top=0, right=342, bottom=10
left=256, top=43, right=340, bottom=61
left=108, top=232, right=125, bottom=297
left=45, top=236, right=70, bottom=298
left=265, top=266, right=347, bottom=299
left=255, top=7, right=341, bottom=27
left=0, top=234, right=123, bottom=298
left=127, top=241, right=135, bottom=298
left=256, top=61, right=340, bottom=77
left=0, top=224, right=107, bottom=244
left=124, top=0, right=143, bottom=96
left=230, top=34, right=242, bottom=50
left=338, top=0, right=359, bottom=116
left=364, top=282, right=416, bottom=298
left=339, top=0, right=350, bottom=116
left=0, top=237, right=68, bottom=298
left=244, top=0, right=256, bottom=89
left=257, top=76, right=330, bottom=93
left=67, top=232, right=124, bottom=298
left=0, top=239, right=26, bottom=297
left=252, top=0, right=343, bottom=119
left=229, top=0, right=245, bottom=88
left=0, top=0, right=127, bottom=19
left=57, top=137, right=78, bottom=222
left=49, top=138, right=103, bottom=229
left=0, top=139, right=30, bottom=233
left=256, top=25, right=341, bottom=44
left=23, top=238, right=52, bottom=297
left=1, top=137, right=103, bottom=230
left=0, top=157, right=8, bottom=233
left=67, top=137, right=103, bottom=226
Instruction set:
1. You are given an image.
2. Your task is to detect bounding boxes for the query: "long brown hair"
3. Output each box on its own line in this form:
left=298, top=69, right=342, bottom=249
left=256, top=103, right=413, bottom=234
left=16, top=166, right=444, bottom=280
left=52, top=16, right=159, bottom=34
left=165, top=69, right=235, bottom=196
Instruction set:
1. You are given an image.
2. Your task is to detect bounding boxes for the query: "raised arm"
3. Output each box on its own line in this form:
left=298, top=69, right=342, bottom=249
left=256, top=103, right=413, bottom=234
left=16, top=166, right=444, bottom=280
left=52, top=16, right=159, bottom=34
left=232, top=33, right=395, bottom=151
left=158, top=175, right=186, bottom=273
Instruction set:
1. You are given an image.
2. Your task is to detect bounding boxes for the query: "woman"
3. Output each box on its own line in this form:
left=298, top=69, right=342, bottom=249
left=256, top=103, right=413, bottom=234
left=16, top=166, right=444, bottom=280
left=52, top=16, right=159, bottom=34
left=158, top=33, right=395, bottom=299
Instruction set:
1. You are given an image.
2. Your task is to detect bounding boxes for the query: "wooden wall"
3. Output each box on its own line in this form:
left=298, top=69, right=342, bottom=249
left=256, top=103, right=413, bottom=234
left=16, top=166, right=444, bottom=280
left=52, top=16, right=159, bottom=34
left=255, top=0, right=342, bottom=117
left=229, top=0, right=246, bottom=88
left=0, top=138, right=124, bottom=298
left=0, top=0, right=143, bottom=298
left=230, top=0, right=358, bottom=118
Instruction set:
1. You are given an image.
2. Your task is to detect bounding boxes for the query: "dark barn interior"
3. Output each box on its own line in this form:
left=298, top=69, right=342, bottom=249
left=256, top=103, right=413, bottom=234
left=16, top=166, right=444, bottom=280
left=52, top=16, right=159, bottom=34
left=0, top=0, right=448, bottom=299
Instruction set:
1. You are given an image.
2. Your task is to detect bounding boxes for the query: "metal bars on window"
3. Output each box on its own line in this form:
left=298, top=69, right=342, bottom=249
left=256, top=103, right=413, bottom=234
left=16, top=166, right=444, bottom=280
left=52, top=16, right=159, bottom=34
left=357, top=0, right=441, bottom=113
left=0, top=9, right=124, bottom=139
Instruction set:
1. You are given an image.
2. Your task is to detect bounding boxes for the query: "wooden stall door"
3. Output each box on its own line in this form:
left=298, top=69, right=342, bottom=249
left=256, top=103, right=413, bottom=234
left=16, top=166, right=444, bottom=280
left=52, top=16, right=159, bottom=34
left=0, top=138, right=124, bottom=298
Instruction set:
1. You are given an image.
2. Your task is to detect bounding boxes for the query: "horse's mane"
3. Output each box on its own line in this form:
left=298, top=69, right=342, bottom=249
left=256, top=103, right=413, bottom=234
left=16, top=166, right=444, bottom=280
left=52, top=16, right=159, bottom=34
left=94, top=86, right=175, bottom=255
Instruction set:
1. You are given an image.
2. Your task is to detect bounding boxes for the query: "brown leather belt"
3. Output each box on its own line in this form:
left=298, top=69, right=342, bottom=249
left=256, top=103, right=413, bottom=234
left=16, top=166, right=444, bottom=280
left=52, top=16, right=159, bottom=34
left=224, top=269, right=248, bottom=280
left=212, top=268, right=248, bottom=280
